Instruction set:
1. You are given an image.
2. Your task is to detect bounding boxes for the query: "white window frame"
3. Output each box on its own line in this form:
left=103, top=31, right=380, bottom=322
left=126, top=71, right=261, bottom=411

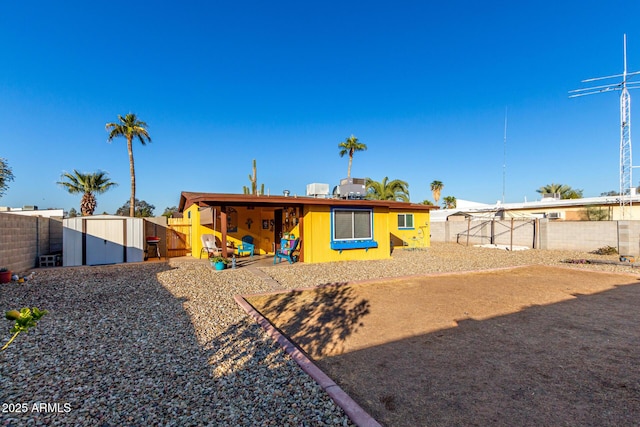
left=397, top=213, right=414, bottom=229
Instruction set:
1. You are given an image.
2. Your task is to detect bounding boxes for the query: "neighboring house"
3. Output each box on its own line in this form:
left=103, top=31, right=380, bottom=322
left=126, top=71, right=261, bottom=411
left=178, top=192, right=437, bottom=263
left=0, top=207, right=64, bottom=218
left=430, top=196, right=640, bottom=222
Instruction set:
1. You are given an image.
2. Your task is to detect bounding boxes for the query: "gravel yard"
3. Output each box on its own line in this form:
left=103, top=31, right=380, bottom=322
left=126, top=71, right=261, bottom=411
left=0, top=262, right=351, bottom=426
left=0, top=242, right=635, bottom=426
left=260, top=242, right=629, bottom=289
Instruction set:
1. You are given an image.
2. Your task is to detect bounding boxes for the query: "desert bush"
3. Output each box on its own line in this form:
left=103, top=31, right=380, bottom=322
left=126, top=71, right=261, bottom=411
left=590, top=245, right=618, bottom=255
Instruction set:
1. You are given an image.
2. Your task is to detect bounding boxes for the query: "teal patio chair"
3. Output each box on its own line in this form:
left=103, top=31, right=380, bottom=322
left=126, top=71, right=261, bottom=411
left=237, top=235, right=255, bottom=258
left=274, top=238, right=299, bottom=264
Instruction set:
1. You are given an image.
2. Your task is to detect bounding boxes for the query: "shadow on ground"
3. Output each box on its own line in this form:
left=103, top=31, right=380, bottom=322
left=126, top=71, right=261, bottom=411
left=245, top=283, right=371, bottom=359
left=0, top=261, right=353, bottom=426
left=248, top=271, right=640, bottom=427
left=318, top=282, right=640, bottom=427
left=0, top=262, right=218, bottom=426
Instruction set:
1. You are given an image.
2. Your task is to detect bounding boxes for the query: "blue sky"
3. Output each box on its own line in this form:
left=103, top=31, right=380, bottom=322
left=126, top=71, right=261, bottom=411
left=2, top=1, right=640, bottom=214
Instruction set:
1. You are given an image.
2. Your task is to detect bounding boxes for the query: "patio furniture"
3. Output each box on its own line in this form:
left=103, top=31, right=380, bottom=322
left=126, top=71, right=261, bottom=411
left=200, top=234, right=222, bottom=258
left=145, top=236, right=161, bottom=260
left=274, top=237, right=299, bottom=264
left=237, top=235, right=255, bottom=258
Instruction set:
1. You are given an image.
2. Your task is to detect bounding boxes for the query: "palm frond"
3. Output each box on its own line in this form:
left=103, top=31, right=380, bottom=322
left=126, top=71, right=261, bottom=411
left=365, top=176, right=410, bottom=201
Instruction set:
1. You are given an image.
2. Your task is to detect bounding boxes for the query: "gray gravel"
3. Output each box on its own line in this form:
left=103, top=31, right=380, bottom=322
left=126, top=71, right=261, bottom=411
left=259, top=242, right=634, bottom=288
left=0, top=242, right=635, bottom=426
left=0, top=262, right=351, bottom=426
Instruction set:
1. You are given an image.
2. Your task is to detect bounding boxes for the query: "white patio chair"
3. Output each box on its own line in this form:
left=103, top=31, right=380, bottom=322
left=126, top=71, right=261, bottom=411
left=200, top=234, right=222, bottom=258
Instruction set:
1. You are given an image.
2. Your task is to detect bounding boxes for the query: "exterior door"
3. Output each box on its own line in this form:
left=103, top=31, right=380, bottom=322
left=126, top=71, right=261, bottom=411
left=274, top=209, right=283, bottom=250
left=85, top=219, right=125, bottom=265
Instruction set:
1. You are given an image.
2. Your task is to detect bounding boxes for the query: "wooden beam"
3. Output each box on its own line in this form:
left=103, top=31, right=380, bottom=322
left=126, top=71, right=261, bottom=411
left=220, top=207, right=229, bottom=258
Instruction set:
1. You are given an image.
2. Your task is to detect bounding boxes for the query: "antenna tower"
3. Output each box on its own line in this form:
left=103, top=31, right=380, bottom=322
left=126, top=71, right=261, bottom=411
left=569, top=34, right=640, bottom=218
left=503, top=107, right=508, bottom=204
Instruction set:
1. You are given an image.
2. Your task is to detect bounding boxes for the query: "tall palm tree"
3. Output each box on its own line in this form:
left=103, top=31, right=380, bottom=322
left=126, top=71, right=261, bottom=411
left=365, top=177, right=410, bottom=202
left=430, top=180, right=444, bottom=205
left=57, top=170, right=117, bottom=216
left=338, top=134, right=367, bottom=178
left=106, top=113, right=151, bottom=217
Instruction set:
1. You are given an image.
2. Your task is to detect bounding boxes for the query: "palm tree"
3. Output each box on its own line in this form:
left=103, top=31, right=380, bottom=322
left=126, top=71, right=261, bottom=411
left=57, top=170, right=117, bottom=216
left=442, top=195, right=457, bottom=209
left=365, top=177, right=410, bottom=202
left=536, top=183, right=583, bottom=199
left=338, top=134, right=367, bottom=178
left=430, top=180, right=444, bottom=205
left=106, top=113, right=151, bottom=217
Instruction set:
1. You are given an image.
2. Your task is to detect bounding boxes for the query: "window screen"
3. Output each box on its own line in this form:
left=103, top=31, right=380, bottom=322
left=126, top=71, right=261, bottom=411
left=398, top=213, right=414, bottom=229
left=334, top=210, right=354, bottom=239
left=333, top=209, right=373, bottom=240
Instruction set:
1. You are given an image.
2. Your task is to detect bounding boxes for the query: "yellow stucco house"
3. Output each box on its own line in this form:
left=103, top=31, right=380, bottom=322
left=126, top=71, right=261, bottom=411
left=178, top=192, right=437, bottom=263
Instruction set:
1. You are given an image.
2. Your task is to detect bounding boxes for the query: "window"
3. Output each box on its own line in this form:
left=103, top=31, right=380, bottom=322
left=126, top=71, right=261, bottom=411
left=398, top=213, right=414, bottom=229
left=331, top=208, right=378, bottom=251
left=334, top=209, right=372, bottom=240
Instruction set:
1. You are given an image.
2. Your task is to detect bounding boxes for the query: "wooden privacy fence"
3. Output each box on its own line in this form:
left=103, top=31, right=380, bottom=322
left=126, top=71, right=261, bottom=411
left=167, top=217, right=191, bottom=256
left=165, top=228, right=188, bottom=257
left=144, top=219, right=189, bottom=258
left=456, top=218, right=537, bottom=249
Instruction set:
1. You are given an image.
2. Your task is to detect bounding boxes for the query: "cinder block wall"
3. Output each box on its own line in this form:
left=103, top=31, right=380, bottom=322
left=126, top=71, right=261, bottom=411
left=543, top=220, right=618, bottom=251
left=432, top=219, right=640, bottom=254
left=0, top=213, right=57, bottom=273
left=49, top=218, right=63, bottom=253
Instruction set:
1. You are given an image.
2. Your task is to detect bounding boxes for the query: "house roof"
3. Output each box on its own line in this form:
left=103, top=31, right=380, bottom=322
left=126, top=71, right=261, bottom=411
left=178, top=191, right=438, bottom=212
left=430, top=195, right=640, bottom=221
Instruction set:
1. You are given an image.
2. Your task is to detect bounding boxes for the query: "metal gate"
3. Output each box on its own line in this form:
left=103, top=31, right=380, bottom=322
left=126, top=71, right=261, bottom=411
left=456, top=218, right=537, bottom=249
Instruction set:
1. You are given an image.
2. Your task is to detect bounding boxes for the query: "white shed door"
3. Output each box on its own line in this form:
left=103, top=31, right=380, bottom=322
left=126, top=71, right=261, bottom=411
left=85, top=219, right=125, bottom=265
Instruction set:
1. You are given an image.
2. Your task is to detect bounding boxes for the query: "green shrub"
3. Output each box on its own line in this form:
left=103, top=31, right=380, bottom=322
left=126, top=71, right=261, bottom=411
left=2, top=307, right=47, bottom=351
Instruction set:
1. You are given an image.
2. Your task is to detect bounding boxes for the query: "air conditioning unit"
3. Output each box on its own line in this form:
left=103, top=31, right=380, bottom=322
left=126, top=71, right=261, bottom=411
left=306, top=183, right=330, bottom=198
left=547, top=212, right=562, bottom=219
left=337, top=177, right=366, bottom=199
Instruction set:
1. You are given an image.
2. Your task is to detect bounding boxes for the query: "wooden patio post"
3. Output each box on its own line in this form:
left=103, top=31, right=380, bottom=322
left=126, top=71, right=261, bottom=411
left=297, top=205, right=304, bottom=262
left=220, top=207, right=228, bottom=258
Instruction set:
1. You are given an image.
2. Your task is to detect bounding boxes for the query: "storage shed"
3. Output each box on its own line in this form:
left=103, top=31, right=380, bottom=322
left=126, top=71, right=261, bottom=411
left=63, top=215, right=144, bottom=266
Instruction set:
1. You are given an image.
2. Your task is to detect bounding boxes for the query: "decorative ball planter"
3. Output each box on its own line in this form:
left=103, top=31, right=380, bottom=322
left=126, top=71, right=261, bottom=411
left=0, top=270, right=12, bottom=284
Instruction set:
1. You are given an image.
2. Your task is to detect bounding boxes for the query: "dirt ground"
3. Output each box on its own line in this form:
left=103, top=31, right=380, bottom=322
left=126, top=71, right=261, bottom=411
left=246, top=265, right=640, bottom=427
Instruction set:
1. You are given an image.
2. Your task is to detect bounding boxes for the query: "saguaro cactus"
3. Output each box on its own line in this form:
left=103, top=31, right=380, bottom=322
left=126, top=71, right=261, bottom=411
left=243, top=159, right=264, bottom=195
